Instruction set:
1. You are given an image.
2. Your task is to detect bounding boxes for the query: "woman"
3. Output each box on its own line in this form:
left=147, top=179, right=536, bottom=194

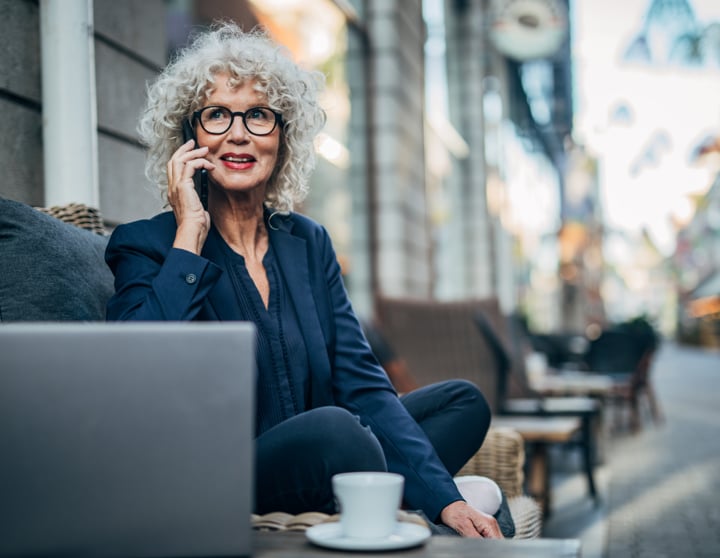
left=105, top=23, right=504, bottom=538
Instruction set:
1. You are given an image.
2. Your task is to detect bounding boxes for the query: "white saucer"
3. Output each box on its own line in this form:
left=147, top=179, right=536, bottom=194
left=305, top=521, right=431, bottom=551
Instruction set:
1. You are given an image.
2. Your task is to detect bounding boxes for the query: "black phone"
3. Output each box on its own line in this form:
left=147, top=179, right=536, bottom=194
left=182, top=119, right=209, bottom=210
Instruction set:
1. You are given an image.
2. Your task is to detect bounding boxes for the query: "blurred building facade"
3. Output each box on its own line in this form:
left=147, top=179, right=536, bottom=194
left=577, top=0, right=720, bottom=338
left=674, top=171, right=720, bottom=346
left=1, top=0, right=582, bottom=328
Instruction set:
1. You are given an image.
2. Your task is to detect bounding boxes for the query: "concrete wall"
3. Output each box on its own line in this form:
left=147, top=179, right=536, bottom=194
left=445, top=0, right=495, bottom=298
left=0, top=0, right=166, bottom=223
left=346, top=29, right=373, bottom=317
left=0, top=0, right=44, bottom=205
left=94, top=0, right=166, bottom=224
left=367, top=0, right=431, bottom=299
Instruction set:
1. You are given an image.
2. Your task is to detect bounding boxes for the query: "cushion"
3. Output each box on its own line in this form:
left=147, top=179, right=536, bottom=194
left=0, top=198, right=114, bottom=321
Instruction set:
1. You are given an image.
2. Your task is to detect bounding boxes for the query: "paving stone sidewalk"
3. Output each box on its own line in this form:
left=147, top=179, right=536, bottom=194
left=543, top=342, right=720, bottom=558
left=604, top=343, right=720, bottom=558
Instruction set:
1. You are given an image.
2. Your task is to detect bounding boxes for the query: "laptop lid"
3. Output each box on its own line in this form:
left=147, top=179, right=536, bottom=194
left=0, top=322, right=256, bottom=558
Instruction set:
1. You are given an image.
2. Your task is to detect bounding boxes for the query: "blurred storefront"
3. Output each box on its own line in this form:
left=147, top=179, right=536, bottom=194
left=572, top=0, right=720, bottom=338
left=674, top=170, right=720, bottom=347
left=461, top=0, right=578, bottom=331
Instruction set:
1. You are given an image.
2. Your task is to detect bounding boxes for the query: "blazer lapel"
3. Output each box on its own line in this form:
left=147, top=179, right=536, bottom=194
left=201, top=225, right=244, bottom=321
left=267, top=214, right=321, bottom=338
left=267, top=212, right=333, bottom=405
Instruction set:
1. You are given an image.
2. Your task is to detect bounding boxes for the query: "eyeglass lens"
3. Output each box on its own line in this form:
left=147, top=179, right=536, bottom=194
left=198, top=106, right=277, bottom=135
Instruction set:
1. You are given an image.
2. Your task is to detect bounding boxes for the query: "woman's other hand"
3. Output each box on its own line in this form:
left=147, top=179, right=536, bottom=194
left=167, top=139, right=215, bottom=254
left=439, top=500, right=504, bottom=538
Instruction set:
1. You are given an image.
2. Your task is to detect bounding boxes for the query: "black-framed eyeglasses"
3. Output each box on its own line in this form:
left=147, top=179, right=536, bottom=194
left=192, top=105, right=282, bottom=136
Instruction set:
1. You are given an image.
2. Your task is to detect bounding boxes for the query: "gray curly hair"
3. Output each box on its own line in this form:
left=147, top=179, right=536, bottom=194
left=138, top=22, right=327, bottom=212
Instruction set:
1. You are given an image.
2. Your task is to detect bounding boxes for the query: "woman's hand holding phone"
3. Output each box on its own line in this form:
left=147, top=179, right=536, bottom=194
left=182, top=120, right=209, bottom=210
left=167, top=137, right=215, bottom=255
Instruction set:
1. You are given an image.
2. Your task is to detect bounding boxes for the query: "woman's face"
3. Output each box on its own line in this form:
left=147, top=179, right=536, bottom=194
left=196, top=74, right=280, bottom=199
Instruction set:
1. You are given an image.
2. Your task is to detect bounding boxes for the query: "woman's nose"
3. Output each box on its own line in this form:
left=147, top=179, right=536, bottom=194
left=227, top=116, right=250, bottom=141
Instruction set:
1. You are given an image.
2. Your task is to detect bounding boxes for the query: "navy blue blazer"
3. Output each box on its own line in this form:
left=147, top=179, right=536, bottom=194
left=105, top=209, right=463, bottom=520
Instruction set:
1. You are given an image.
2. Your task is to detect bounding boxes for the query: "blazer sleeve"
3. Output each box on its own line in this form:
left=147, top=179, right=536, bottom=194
left=310, top=224, right=464, bottom=521
left=105, top=216, right=222, bottom=321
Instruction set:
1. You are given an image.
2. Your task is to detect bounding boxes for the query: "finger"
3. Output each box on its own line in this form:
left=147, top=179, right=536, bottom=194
left=171, top=146, right=209, bottom=170
left=179, top=152, right=213, bottom=179
left=473, top=517, right=503, bottom=539
left=182, top=145, right=209, bottom=160
left=169, top=156, right=213, bottom=190
left=169, top=143, right=208, bottom=169
left=181, top=157, right=210, bottom=175
left=454, top=518, right=482, bottom=538
left=171, top=140, right=200, bottom=166
left=167, top=146, right=188, bottom=185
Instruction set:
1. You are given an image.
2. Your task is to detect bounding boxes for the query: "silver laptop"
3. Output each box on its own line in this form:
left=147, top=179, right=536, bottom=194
left=0, top=322, right=256, bottom=557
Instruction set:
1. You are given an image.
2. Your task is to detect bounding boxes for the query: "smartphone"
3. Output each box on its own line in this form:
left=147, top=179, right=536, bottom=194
left=182, top=119, right=209, bottom=210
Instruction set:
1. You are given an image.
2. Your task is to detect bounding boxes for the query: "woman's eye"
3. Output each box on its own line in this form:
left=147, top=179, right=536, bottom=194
left=247, top=108, right=270, bottom=121
left=207, top=108, right=227, bottom=120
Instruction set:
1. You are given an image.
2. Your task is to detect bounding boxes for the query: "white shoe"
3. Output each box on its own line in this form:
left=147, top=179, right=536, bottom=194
left=454, top=475, right=503, bottom=515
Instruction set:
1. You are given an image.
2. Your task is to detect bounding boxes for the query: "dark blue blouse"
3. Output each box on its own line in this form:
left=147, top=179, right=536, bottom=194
left=220, top=239, right=310, bottom=437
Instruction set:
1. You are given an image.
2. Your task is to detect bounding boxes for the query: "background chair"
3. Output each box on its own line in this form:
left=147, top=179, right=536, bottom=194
left=376, top=297, right=596, bottom=519
left=580, top=323, right=663, bottom=432
left=472, top=303, right=602, bottom=510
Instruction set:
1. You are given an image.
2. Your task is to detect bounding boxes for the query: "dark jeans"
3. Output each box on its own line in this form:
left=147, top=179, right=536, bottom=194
left=254, top=379, right=491, bottom=516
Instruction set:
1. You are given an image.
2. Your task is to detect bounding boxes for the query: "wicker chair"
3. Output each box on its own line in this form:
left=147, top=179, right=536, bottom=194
left=456, top=428, right=542, bottom=539
left=35, top=202, right=107, bottom=235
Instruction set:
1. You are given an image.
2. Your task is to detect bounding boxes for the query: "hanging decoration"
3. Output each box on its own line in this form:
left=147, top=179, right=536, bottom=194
left=489, top=0, right=569, bottom=61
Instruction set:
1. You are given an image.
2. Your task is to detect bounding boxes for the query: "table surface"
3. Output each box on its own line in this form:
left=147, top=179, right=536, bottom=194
left=491, top=416, right=581, bottom=443
left=531, top=372, right=614, bottom=397
left=253, top=531, right=581, bottom=558
left=504, top=396, right=600, bottom=415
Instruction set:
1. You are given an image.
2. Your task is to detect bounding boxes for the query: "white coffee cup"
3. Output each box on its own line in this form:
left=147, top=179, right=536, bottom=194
left=332, top=472, right=404, bottom=539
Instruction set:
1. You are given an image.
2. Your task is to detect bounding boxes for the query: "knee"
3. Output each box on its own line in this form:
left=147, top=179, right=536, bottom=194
left=302, top=406, right=366, bottom=439
left=445, top=379, right=491, bottom=423
left=301, top=407, right=387, bottom=471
